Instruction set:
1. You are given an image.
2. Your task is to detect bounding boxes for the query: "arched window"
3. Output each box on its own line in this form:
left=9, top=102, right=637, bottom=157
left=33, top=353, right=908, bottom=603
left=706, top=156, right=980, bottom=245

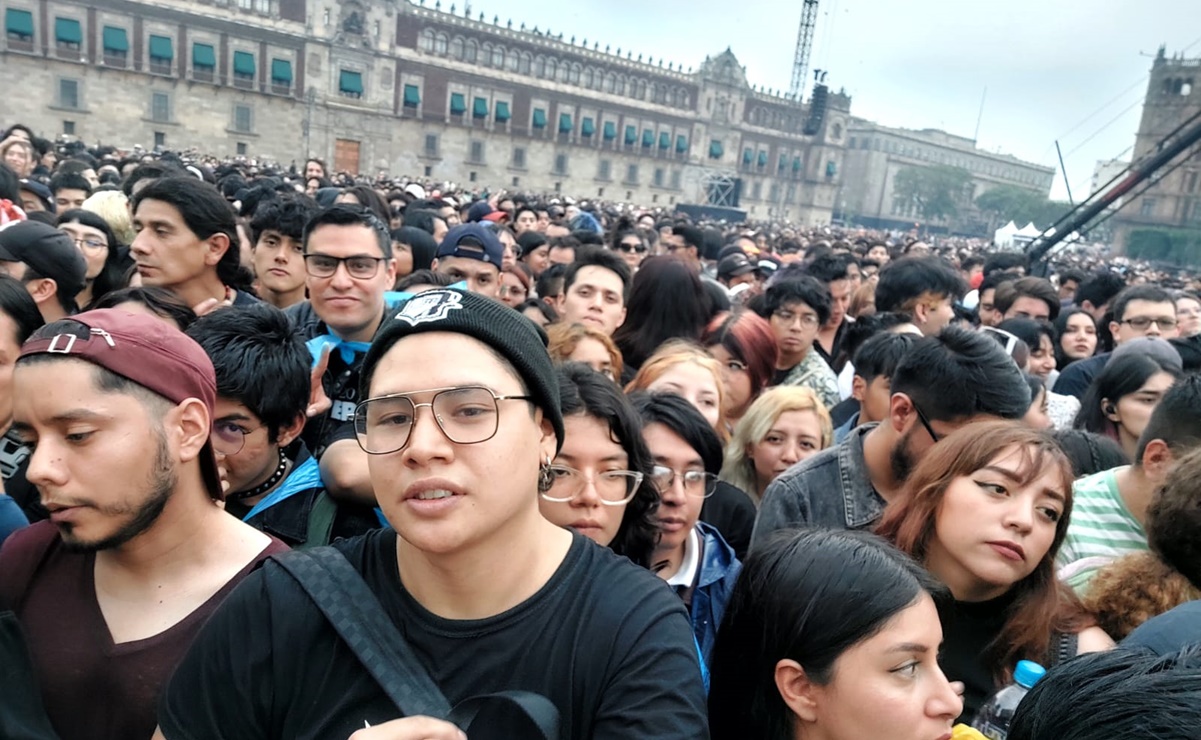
left=434, top=33, right=448, bottom=55
left=583, top=67, right=594, bottom=88
left=603, top=72, right=615, bottom=93
left=649, top=82, right=658, bottom=103
left=615, top=75, right=626, bottom=95
left=491, top=45, right=504, bottom=67
left=506, top=50, right=519, bottom=72
left=546, top=58, right=557, bottom=79
left=557, top=64, right=569, bottom=83
left=519, top=52, right=532, bottom=74
left=634, top=79, right=646, bottom=99
left=464, top=39, right=478, bottom=63
left=419, top=29, right=435, bottom=53
left=449, top=36, right=464, bottom=59
left=568, top=63, right=581, bottom=85
left=533, top=55, right=546, bottom=77
left=481, top=42, right=493, bottom=66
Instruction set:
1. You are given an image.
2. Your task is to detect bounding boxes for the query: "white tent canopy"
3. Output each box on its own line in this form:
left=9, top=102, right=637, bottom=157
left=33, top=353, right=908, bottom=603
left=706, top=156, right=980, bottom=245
left=994, top=221, right=1019, bottom=248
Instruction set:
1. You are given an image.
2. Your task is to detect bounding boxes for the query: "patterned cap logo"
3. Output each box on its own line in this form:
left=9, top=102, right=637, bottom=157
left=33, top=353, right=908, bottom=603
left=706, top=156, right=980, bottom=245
left=393, top=290, right=464, bottom=326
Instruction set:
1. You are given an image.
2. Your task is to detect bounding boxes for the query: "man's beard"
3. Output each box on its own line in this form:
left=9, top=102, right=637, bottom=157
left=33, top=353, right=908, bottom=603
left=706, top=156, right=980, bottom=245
left=889, top=429, right=917, bottom=484
left=59, top=433, right=177, bottom=553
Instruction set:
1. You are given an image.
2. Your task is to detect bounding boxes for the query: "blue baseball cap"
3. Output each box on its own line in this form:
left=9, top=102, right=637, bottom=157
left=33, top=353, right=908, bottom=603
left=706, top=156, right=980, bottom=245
left=435, top=223, right=504, bottom=271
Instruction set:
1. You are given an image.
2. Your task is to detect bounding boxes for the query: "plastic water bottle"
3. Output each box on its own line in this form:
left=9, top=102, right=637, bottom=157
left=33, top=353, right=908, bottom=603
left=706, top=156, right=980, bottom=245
left=970, top=660, right=1046, bottom=740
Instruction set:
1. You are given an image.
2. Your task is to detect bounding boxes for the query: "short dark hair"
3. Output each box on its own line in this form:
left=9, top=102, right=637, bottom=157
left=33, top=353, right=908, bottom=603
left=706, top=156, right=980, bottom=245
left=557, top=363, right=659, bottom=567
left=982, top=252, right=1028, bottom=276
left=394, top=269, right=455, bottom=292
left=562, top=246, right=632, bottom=302
left=1147, top=446, right=1201, bottom=588
left=1073, top=271, right=1126, bottom=310
left=535, top=262, right=569, bottom=300
left=760, top=276, right=832, bottom=326
left=48, top=172, right=91, bottom=197
left=979, top=269, right=1020, bottom=295
left=92, top=286, right=198, bottom=331
left=301, top=204, right=392, bottom=258
left=891, top=326, right=1031, bottom=422
left=56, top=208, right=127, bottom=307
left=402, top=208, right=444, bottom=237
left=671, top=225, right=704, bottom=252
left=0, top=163, right=18, bottom=203
left=853, top=331, right=917, bottom=384
left=0, top=273, right=44, bottom=345
left=628, top=391, right=722, bottom=474
left=995, top=276, right=1060, bottom=320
left=121, top=160, right=184, bottom=197
left=839, top=311, right=917, bottom=366
left=1008, top=646, right=1201, bottom=740
left=1136, top=373, right=1201, bottom=460
left=131, top=177, right=243, bottom=287
left=804, top=253, right=853, bottom=284
left=1111, top=285, right=1176, bottom=324
left=874, top=256, right=966, bottom=314
left=519, top=297, right=558, bottom=323
left=1057, top=268, right=1085, bottom=286
left=186, top=304, right=310, bottom=443
left=249, top=193, right=320, bottom=244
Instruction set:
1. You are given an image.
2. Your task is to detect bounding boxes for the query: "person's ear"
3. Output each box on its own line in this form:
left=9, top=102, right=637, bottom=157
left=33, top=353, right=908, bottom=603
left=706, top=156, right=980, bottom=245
left=24, top=277, right=56, bottom=306
left=204, top=232, right=231, bottom=267
left=912, top=301, right=929, bottom=327
left=172, top=398, right=212, bottom=466
left=889, top=392, right=915, bottom=434
left=851, top=375, right=867, bottom=402
left=774, top=659, right=820, bottom=724
left=538, top=412, right=557, bottom=464
left=1108, top=319, right=1121, bottom=339
left=1141, top=438, right=1174, bottom=480
left=1102, top=398, right=1119, bottom=422
left=277, top=412, right=308, bottom=449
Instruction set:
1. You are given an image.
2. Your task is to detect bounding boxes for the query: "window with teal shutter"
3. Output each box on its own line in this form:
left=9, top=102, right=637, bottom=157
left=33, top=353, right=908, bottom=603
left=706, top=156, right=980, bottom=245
left=102, top=26, right=128, bottom=53
left=55, top=17, right=82, bottom=45
left=403, top=84, right=420, bottom=108
left=449, top=92, right=466, bottom=114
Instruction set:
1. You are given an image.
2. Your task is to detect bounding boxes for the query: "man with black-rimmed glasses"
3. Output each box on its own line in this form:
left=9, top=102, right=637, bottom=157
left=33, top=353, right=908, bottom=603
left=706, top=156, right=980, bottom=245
left=285, top=205, right=396, bottom=510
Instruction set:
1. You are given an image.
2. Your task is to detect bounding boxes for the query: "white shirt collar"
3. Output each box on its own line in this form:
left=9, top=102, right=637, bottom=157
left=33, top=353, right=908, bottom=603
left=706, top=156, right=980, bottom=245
left=666, top=527, right=701, bottom=588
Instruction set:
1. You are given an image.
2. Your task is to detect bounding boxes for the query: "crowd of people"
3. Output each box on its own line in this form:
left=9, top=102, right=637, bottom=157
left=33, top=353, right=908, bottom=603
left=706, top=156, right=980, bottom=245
left=1, top=123, right=1200, bottom=740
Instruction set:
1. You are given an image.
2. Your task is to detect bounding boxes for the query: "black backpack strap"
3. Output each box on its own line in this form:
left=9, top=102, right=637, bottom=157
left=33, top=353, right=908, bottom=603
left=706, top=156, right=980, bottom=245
left=1050, top=630, right=1080, bottom=667
left=270, top=548, right=452, bottom=719
left=448, top=691, right=560, bottom=740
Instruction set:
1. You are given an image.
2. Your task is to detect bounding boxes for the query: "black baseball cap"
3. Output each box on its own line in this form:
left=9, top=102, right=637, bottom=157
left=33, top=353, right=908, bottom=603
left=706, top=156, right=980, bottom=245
left=718, top=253, right=756, bottom=281
left=435, top=223, right=505, bottom=271
left=0, top=221, right=88, bottom=308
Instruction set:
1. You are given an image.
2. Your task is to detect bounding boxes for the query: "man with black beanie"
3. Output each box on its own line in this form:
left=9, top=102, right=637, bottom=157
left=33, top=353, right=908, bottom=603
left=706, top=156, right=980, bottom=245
left=160, top=288, right=708, bottom=739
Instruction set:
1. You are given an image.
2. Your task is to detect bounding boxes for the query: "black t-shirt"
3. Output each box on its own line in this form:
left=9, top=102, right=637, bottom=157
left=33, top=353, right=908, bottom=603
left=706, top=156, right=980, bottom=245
left=699, top=481, right=754, bottom=560
left=938, top=591, right=1017, bottom=720
left=159, top=529, right=709, bottom=740
left=0, top=429, right=40, bottom=522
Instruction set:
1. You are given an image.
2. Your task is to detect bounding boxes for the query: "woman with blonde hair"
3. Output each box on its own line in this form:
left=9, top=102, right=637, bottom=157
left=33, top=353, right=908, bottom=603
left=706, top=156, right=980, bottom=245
left=81, top=189, right=136, bottom=245
left=625, top=339, right=726, bottom=433
left=720, top=386, right=833, bottom=504
left=547, top=322, right=624, bottom=382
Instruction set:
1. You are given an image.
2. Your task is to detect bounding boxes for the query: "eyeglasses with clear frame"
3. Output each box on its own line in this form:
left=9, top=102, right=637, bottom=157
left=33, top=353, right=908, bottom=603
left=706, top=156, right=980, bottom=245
left=354, top=385, right=534, bottom=454
left=649, top=465, right=718, bottom=498
left=539, top=465, right=644, bottom=505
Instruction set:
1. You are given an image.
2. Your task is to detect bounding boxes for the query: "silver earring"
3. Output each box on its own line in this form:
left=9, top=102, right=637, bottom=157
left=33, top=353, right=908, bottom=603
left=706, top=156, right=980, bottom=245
left=538, top=455, right=554, bottom=493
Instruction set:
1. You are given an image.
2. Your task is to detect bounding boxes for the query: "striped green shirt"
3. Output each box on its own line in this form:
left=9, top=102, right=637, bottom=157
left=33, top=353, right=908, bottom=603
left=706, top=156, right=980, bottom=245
left=1057, top=466, right=1147, bottom=595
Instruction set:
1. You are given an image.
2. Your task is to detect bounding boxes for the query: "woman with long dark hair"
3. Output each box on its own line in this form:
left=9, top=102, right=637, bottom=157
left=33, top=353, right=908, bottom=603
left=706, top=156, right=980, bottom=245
left=612, top=256, right=711, bottom=373
left=1074, top=352, right=1179, bottom=461
left=709, top=529, right=962, bottom=740
left=876, top=421, right=1114, bottom=718
left=1054, top=308, right=1098, bottom=370
left=538, top=363, right=660, bottom=568
left=56, top=208, right=130, bottom=308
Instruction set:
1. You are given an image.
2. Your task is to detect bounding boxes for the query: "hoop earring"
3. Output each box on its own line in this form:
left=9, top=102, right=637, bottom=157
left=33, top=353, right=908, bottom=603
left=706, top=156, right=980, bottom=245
left=537, top=455, right=554, bottom=493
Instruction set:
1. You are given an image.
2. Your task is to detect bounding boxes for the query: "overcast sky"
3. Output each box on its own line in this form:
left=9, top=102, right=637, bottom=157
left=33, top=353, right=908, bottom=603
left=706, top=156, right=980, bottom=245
left=482, top=0, right=1201, bottom=201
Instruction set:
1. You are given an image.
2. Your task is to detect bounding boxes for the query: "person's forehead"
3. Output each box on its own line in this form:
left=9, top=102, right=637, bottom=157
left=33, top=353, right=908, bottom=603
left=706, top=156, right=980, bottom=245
left=440, top=255, right=497, bottom=275
left=213, top=396, right=262, bottom=422
left=372, top=333, right=518, bottom=390
left=307, top=223, right=385, bottom=256
left=1122, top=299, right=1176, bottom=317
left=134, top=197, right=186, bottom=224
left=571, top=265, right=623, bottom=292
left=778, top=299, right=815, bottom=314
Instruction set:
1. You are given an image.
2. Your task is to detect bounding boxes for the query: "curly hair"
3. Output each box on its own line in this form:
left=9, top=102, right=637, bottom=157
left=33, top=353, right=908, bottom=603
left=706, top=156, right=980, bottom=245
left=1083, top=552, right=1201, bottom=641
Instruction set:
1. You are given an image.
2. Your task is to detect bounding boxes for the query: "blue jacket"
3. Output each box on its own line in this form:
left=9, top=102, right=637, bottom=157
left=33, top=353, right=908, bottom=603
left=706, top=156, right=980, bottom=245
left=691, top=521, right=742, bottom=666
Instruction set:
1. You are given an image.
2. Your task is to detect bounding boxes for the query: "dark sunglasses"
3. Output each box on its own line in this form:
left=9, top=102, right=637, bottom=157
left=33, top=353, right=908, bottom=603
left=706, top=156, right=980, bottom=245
left=617, top=241, right=647, bottom=254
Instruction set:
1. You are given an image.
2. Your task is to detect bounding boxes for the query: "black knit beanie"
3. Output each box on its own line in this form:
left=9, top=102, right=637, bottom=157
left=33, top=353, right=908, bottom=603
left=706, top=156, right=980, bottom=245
left=360, top=289, right=564, bottom=451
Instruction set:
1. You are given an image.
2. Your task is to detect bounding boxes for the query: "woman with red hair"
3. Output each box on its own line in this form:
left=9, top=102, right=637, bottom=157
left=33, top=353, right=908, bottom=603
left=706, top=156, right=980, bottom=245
left=702, top=310, right=778, bottom=430
left=875, top=421, right=1114, bottom=720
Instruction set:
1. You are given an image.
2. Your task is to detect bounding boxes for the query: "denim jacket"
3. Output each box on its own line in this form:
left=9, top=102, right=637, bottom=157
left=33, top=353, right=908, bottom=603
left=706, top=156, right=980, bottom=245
left=689, top=522, right=741, bottom=666
left=750, top=423, right=885, bottom=551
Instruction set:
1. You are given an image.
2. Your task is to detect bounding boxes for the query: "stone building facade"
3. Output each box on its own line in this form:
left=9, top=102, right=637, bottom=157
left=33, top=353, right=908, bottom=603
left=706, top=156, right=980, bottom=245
left=1111, top=47, right=1201, bottom=249
left=1, top=0, right=852, bottom=223
left=839, top=118, right=1054, bottom=233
